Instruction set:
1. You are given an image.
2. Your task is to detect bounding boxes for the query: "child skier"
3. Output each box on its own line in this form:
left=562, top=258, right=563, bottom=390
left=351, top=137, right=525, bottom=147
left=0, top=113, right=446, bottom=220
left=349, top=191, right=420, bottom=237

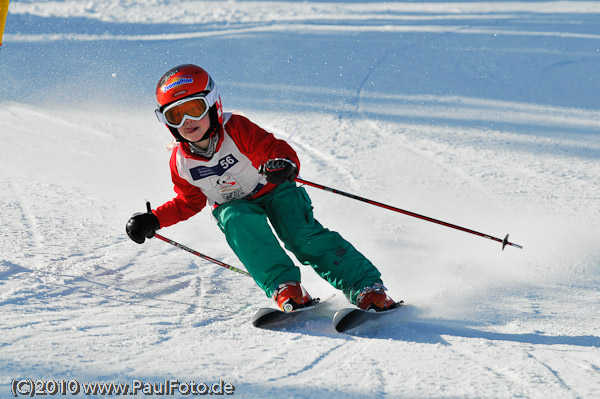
left=126, top=64, right=397, bottom=312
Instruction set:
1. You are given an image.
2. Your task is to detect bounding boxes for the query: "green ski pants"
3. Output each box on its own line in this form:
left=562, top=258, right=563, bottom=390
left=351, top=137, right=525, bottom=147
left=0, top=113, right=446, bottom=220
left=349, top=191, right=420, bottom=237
left=212, top=182, right=382, bottom=305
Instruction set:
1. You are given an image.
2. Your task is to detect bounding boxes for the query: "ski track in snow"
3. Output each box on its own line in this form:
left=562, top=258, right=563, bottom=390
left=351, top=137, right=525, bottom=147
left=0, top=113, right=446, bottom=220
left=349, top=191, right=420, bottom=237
left=2, top=1, right=600, bottom=398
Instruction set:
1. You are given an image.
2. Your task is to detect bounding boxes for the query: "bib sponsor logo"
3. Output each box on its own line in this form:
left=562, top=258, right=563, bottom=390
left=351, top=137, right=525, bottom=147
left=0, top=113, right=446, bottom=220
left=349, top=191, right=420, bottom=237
left=212, top=173, right=247, bottom=201
left=189, top=154, right=239, bottom=180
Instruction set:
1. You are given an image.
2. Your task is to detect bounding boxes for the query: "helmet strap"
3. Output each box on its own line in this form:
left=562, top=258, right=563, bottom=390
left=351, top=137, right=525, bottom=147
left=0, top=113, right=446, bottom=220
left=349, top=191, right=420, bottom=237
left=204, top=105, right=221, bottom=138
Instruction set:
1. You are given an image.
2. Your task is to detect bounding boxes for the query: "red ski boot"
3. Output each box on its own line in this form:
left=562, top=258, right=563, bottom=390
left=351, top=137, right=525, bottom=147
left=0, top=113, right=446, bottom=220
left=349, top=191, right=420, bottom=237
left=356, top=283, right=397, bottom=312
left=273, top=281, right=313, bottom=312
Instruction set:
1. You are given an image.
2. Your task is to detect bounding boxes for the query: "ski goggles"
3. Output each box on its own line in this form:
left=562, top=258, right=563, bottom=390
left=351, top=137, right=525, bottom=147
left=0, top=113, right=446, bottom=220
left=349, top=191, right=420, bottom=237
left=155, top=91, right=217, bottom=128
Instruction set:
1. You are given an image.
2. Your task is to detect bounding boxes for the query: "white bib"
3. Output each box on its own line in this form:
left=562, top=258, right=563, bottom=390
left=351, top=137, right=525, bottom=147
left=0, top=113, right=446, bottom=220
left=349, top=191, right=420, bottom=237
left=175, top=121, right=267, bottom=206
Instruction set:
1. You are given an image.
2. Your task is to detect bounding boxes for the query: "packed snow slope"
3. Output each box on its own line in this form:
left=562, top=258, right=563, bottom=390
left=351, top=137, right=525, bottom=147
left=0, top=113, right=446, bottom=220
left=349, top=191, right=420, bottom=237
left=1, top=1, right=599, bottom=398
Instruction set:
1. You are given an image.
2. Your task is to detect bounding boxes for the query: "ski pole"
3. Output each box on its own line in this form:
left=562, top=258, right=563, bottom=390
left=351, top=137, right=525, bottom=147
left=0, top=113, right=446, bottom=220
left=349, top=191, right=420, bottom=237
left=294, top=178, right=523, bottom=251
left=153, top=233, right=251, bottom=277
left=145, top=201, right=251, bottom=276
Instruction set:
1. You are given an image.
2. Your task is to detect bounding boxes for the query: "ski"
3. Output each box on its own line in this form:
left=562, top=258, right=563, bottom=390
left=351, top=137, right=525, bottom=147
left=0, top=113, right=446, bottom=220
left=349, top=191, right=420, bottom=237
left=252, top=294, right=334, bottom=328
left=332, top=301, right=404, bottom=333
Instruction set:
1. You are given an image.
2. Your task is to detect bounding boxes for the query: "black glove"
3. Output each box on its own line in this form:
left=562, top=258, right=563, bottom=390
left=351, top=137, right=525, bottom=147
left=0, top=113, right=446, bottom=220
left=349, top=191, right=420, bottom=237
left=126, top=211, right=160, bottom=244
left=259, top=158, right=298, bottom=184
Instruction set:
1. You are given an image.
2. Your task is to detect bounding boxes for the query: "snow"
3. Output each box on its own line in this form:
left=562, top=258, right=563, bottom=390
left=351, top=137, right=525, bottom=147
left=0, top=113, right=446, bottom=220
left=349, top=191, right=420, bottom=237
left=1, top=1, right=599, bottom=398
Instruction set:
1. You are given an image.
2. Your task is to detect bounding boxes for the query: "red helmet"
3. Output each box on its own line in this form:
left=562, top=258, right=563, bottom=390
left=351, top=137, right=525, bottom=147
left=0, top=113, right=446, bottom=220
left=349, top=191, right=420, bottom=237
left=155, top=64, right=223, bottom=142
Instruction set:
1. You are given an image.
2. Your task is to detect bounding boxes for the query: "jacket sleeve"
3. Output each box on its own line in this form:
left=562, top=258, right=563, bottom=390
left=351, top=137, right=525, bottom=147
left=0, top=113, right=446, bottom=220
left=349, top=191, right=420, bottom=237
left=226, top=114, right=301, bottom=173
left=152, top=148, right=207, bottom=228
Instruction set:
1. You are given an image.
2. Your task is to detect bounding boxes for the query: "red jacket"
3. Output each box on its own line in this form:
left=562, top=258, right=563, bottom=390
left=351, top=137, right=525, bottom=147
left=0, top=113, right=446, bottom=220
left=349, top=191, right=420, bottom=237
left=153, top=113, right=300, bottom=228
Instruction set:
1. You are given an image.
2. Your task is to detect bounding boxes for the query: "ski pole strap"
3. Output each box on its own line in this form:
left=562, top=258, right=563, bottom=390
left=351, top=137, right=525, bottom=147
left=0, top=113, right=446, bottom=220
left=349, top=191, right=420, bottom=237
left=294, top=178, right=523, bottom=251
left=153, top=233, right=251, bottom=276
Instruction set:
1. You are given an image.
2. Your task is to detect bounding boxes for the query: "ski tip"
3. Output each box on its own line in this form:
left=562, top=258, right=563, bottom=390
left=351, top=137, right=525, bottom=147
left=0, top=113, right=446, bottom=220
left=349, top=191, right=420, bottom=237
left=252, top=307, right=282, bottom=327
left=252, top=295, right=334, bottom=329
left=333, top=301, right=404, bottom=333
left=332, top=308, right=358, bottom=332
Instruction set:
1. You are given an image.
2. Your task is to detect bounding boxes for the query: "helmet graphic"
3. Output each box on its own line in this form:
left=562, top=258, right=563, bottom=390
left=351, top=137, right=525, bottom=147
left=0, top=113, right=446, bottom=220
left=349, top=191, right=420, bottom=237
left=155, top=64, right=223, bottom=142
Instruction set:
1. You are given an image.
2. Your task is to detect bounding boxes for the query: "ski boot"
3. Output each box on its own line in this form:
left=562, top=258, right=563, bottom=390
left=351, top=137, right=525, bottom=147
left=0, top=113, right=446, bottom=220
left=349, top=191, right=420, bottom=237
left=356, top=283, right=398, bottom=312
left=273, top=281, right=314, bottom=312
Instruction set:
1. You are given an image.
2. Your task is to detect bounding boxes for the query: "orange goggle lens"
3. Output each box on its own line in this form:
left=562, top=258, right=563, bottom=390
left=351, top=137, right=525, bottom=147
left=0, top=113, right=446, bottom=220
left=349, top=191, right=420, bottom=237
left=164, top=98, right=209, bottom=127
